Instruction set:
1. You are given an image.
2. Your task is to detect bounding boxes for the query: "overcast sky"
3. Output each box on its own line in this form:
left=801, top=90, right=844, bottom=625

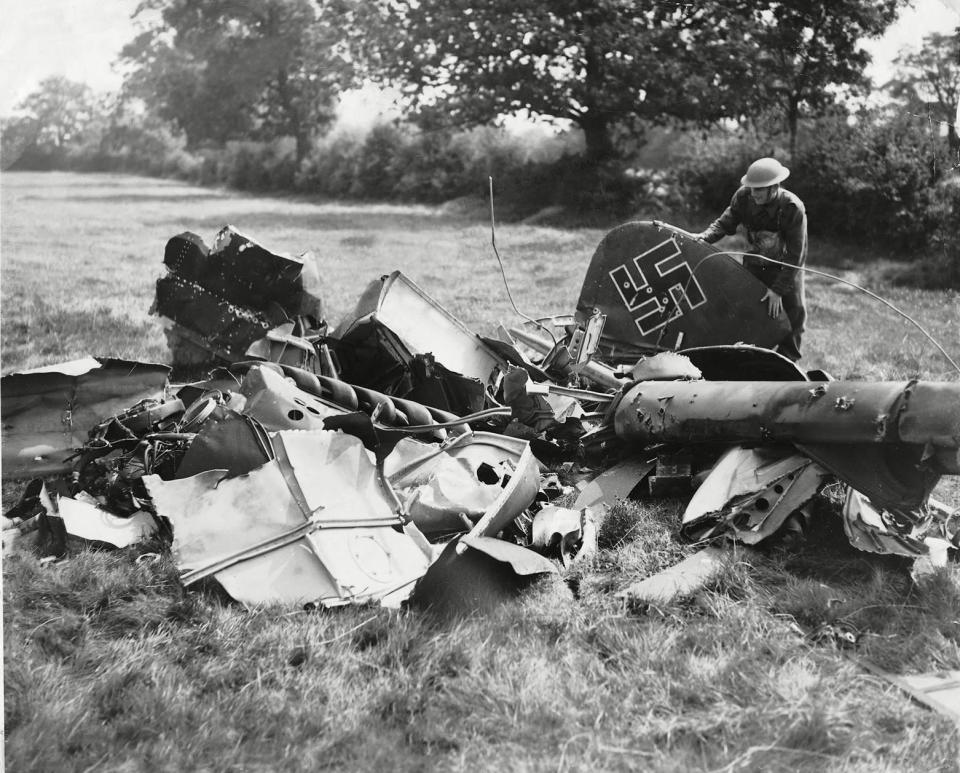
left=1, top=0, right=958, bottom=117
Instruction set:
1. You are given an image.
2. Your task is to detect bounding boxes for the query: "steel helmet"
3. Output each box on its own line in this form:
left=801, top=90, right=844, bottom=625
left=741, top=157, right=790, bottom=187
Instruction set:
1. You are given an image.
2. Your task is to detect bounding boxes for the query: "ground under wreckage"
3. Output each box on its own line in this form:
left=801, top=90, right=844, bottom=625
left=3, top=220, right=959, bottom=613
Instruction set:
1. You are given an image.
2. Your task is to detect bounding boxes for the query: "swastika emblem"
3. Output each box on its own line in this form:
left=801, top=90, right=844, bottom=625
left=608, top=237, right=706, bottom=336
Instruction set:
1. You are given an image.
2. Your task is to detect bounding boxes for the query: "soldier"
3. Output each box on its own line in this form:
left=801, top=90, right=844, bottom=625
left=697, top=157, right=807, bottom=362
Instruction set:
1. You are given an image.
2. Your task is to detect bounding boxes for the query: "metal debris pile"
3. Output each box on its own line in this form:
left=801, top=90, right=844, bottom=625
left=3, top=222, right=959, bottom=611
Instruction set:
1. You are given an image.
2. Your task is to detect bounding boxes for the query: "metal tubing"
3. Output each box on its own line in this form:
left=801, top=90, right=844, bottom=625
left=614, top=380, right=960, bottom=472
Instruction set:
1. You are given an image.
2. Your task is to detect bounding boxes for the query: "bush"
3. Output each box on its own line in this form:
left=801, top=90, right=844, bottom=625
left=220, top=139, right=298, bottom=191
left=670, top=109, right=956, bottom=261
left=885, top=179, right=960, bottom=289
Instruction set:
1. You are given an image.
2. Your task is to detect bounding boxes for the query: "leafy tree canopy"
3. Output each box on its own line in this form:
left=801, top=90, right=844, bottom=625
left=121, top=0, right=360, bottom=160
left=886, top=30, right=960, bottom=155
left=365, top=0, right=905, bottom=162
left=14, top=76, right=99, bottom=149
left=367, top=0, right=767, bottom=160
left=745, top=0, right=904, bottom=157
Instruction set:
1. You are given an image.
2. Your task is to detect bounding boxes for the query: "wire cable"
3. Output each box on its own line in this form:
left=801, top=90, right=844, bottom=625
left=670, top=242, right=960, bottom=377
left=489, top=176, right=559, bottom=345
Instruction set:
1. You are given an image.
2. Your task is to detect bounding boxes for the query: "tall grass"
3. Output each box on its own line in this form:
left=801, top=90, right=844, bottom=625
left=3, top=172, right=960, bottom=771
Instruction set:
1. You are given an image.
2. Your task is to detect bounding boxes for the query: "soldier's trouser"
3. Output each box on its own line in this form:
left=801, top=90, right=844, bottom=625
left=745, top=264, right=806, bottom=362
left=775, top=286, right=806, bottom=362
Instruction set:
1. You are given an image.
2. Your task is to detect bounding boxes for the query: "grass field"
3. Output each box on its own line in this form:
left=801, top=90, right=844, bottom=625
left=3, top=171, right=960, bottom=771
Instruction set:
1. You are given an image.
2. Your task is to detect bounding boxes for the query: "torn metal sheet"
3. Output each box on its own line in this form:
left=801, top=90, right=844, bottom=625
left=174, top=408, right=274, bottom=479
left=858, top=660, right=960, bottom=726
left=144, top=430, right=432, bottom=608
left=629, top=351, right=703, bottom=381
left=238, top=364, right=345, bottom=431
left=1, top=358, right=170, bottom=479
left=245, top=321, right=321, bottom=372
left=386, top=432, right=530, bottom=538
left=682, top=445, right=829, bottom=543
left=58, top=495, right=158, bottom=548
left=616, top=546, right=730, bottom=606
left=842, top=488, right=933, bottom=557
left=333, top=271, right=506, bottom=391
left=574, top=457, right=656, bottom=510
left=531, top=505, right=598, bottom=566
left=468, top=444, right=542, bottom=538
left=408, top=533, right=557, bottom=615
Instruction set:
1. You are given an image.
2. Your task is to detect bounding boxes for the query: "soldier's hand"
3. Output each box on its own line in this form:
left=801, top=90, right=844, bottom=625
left=760, top=289, right=783, bottom=318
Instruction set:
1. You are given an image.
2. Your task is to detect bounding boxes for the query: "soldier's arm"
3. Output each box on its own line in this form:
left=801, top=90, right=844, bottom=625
left=698, top=190, right=744, bottom=243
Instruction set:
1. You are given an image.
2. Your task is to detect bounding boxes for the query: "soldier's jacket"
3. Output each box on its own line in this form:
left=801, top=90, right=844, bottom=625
left=702, top=186, right=808, bottom=296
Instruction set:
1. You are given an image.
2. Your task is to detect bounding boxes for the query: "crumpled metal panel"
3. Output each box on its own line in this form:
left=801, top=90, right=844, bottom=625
left=842, top=488, right=932, bottom=557
left=335, top=271, right=505, bottom=385
left=144, top=430, right=432, bottom=608
left=1, top=358, right=170, bottom=479
left=155, top=275, right=272, bottom=356
left=681, top=445, right=828, bottom=543
left=574, top=456, right=656, bottom=510
left=164, top=227, right=322, bottom=317
left=469, top=444, right=542, bottom=538
left=386, top=432, right=530, bottom=537
left=58, top=495, right=158, bottom=548
left=245, top=322, right=320, bottom=372
left=531, top=505, right=598, bottom=566
left=174, top=408, right=274, bottom=479
left=239, top=364, right=345, bottom=431
left=408, top=533, right=557, bottom=615
left=333, top=271, right=507, bottom=401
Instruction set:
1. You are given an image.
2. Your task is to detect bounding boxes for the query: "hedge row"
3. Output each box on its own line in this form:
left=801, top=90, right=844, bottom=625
left=7, top=109, right=958, bottom=283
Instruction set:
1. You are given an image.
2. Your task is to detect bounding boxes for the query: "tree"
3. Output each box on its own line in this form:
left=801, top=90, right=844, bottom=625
left=14, top=76, right=98, bottom=149
left=745, top=0, right=904, bottom=160
left=120, top=0, right=358, bottom=162
left=366, top=0, right=768, bottom=162
left=886, top=30, right=960, bottom=164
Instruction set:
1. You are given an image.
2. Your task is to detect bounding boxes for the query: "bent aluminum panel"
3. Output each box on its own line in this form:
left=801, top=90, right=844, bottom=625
left=469, top=445, right=541, bottom=538
left=1, top=358, right=170, bottom=479
left=385, top=431, right=531, bottom=537
left=145, top=430, right=432, bottom=608
left=338, top=271, right=506, bottom=387
left=681, top=445, right=827, bottom=543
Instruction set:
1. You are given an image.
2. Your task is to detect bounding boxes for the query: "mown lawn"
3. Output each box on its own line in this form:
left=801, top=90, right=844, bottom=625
left=3, top=171, right=960, bottom=772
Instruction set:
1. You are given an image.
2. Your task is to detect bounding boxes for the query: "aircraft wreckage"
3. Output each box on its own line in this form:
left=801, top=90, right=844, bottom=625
left=3, top=221, right=959, bottom=611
